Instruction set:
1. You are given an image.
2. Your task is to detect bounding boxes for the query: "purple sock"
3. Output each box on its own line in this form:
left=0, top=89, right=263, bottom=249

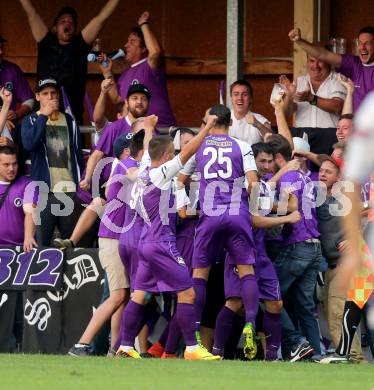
left=192, top=278, right=207, bottom=332
left=121, top=300, right=145, bottom=347
left=263, top=311, right=281, bottom=361
left=158, top=321, right=171, bottom=347
left=240, top=274, right=259, bottom=325
left=212, top=306, right=236, bottom=356
left=165, top=314, right=183, bottom=354
left=176, top=302, right=197, bottom=346
left=114, top=311, right=125, bottom=350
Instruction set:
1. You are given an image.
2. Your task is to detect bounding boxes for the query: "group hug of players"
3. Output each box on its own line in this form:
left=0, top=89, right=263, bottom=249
left=69, top=104, right=321, bottom=361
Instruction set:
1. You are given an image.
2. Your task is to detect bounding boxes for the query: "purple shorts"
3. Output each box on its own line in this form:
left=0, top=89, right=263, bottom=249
left=119, top=242, right=140, bottom=290
left=134, top=240, right=192, bottom=293
left=224, top=255, right=281, bottom=302
left=192, top=213, right=256, bottom=269
left=176, top=234, right=193, bottom=271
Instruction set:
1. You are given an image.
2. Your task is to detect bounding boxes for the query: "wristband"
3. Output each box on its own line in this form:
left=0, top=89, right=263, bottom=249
left=139, top=22, right=149, bottom=27
left=309, top=95, right=318, bottom=106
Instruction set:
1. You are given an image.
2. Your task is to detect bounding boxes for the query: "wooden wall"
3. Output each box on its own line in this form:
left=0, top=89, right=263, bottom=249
left=0, top=0, right=372, bottom=127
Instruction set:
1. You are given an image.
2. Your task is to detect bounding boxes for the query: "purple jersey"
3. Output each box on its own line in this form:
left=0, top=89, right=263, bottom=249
left=306, top=170, right=319, bottom=182
left=183, top=134, right=257, bottom=216
left=98, top=157, right=139, bottom=239
left=276, top=170, right=319, bottom=245
left=0, top=60, right=34, bottom=111
left=135, top=156, right=182, bottom=242
left=181, top=134, right=257, bottom=268
left=338, top=55, right=374, bottom=111
left=95, top=116, right=132, bottom=181
left=118, top=59, right=176, bottom=127
left=0, top=176, right=36, bottom=246
left=119, top=157, right=145, bottom=249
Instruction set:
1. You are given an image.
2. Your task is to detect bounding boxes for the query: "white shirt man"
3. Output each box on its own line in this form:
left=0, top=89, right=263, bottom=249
left=295, top=71, right=346, bottom=128
left=228, top=80, right=271, bottom=145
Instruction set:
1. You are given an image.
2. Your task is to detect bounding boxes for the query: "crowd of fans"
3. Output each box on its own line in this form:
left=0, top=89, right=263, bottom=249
left=0, top=1, right=374, bottom=363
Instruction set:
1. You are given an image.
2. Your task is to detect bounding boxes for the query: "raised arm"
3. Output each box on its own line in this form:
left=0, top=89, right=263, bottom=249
left=19, top=0, right=48, bottom=42
left=337, top=74, right=354, bottom=115
left=289, top=28, right=342, bottom=68
left=81, top=0, right=121, bottom=45
left=271, top=96, right=294, bottom=148
left=0, top=88, right=12, bottom=136
left=97, top=58, right=122, bottom=104
left=142, top=115, right=158, bottom=151
left=138, top=11, right=162, bottom=69
left=93, top=79, right=113, bottom=131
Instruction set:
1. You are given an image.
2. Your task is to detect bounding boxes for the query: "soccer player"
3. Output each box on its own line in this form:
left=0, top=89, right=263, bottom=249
left=68, top=129, right=150, bottom=356
left=116, top=113, right=220, bottom=360
left=179, top=104, right=259, bottom=359
left=212, top=142, right=300, bottom=360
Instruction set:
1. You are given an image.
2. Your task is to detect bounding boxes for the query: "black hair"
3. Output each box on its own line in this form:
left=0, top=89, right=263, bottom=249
left=339, top=113, right=354, bottom=121
left=170, top=127, right=195, bottom=140
left=358, top=26, right=374, bottom=38
left=130, top=130, right=145, bottom=158
left=0, top=145, right=17, bottom=156
left=251, top=142, right=275, bottom=159
left=130, top=27, right=146, bottom=49
left=209, top=104, right=231, bottom=128
left=54, top=6, right=78, bottom=26
left=267, top=134, right=292, bottom=162
left=148, top=136, right=173, bottom=160
left=229, top=79, right=253, bottom=97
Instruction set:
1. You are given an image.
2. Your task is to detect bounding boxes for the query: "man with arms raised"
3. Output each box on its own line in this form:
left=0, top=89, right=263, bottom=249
left=102, top=11, right=175, bottom=128
left=20, top=0, right=120, bottom=124
left=289, top=26, right=374, bottom=112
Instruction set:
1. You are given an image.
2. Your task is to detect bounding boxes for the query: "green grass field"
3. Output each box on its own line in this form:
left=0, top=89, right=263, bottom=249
left=0, top=355, right=373, bottom=390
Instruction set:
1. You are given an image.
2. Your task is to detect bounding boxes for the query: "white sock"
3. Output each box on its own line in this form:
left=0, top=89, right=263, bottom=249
left=186, top=345, right=198, bottom=353
left=119, top=345, right=133, bottom=352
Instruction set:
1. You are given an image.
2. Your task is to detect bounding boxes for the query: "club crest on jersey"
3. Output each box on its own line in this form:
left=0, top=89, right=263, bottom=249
left=176, top=257, right=186, bottom=265
left=14, top=197, right=23, bottom=207
left=131, top=79, right=140, bottom=85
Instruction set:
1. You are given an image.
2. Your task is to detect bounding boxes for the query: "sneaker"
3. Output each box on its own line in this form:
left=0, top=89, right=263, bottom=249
left=147, top=341, right=165, bottom=358
left=184, top=345, right=221, bottom=361
left=116, top=346, right=142, bottom=359
left=161, top=352, right=177, bottom=359
left=68, top=343, right=92, bottom=356
left=289, top=341, right=314, bottom=362
left=243, top=323, right=257, bottom=360
left=318, top=353, right=350, bottom=364
left=53, top=238, right=74, bottom=249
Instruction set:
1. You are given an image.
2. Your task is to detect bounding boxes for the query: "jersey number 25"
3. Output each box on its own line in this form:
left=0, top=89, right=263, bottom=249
left=203, top=147, right=232, bottom=179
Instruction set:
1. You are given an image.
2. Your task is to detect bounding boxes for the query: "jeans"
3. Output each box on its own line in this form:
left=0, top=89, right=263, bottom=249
left=274, top=240, right=323, bottom=355
left=36, top=192, right=98, bottom=247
